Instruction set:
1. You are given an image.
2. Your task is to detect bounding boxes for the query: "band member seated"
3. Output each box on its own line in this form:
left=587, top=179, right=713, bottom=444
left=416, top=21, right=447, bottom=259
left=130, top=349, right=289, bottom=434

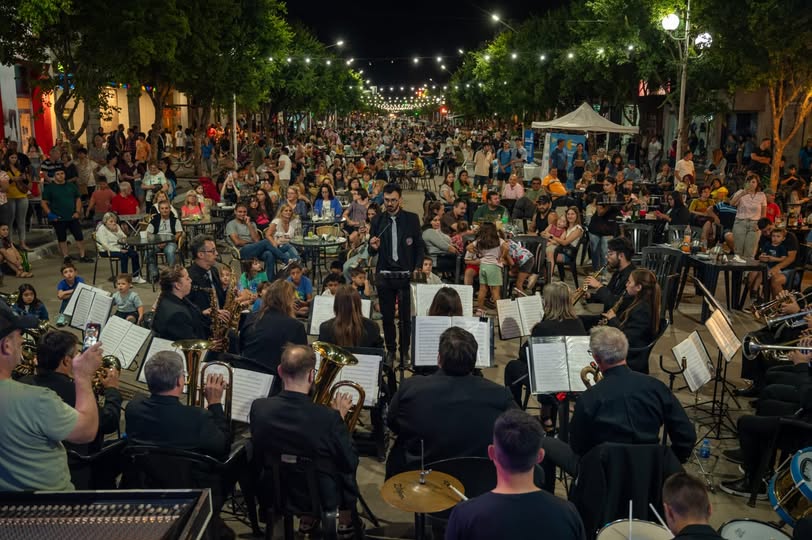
left=600, top=268, right=661, bottom=374
left=250, top=344, right=358, bottom=535
left=386, top=327, right=515, bottom=478
left=540, top=327, right=695, bottom=490
left=737, top=287, right=812, bottom=397
left=187, top=234, right=229, bottom=320
left=580, top=237, right=636, bottom=328
left=662, top=472, right=723, bottom=539
left=240, top=280, right=307, bottom=376
left=19, top=330, right=122, bottom=488
left=151, top=265, right=209, bottom=342
left=318, top=284, right=383, bottom=348
left=124, top=350, right=232, bottom=536
left=446, top=410, right=586, bottom=540
left=720, top=343, right=812, bottom=499
left=0, top=305, right=102, bottom=491
left=504, top=282, right=587, bottom=429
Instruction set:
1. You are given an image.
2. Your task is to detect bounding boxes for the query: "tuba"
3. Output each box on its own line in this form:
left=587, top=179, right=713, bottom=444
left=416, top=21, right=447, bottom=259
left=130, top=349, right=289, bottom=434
left=580, top=361, right=603, bottom=388
left=311, top=341, right=366, bottom=431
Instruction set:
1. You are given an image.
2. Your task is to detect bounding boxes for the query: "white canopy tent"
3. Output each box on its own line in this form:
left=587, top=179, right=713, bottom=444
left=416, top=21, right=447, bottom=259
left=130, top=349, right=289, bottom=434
left=531, top=102, right=639, bottom=134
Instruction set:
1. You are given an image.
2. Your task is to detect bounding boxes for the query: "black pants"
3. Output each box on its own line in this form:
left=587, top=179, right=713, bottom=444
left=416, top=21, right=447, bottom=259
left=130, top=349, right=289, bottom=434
left=739, top=414, right=781, bottom=475
left=376, top=274, right=411, bottom=360
left=539, top=437, right=579, bottom=493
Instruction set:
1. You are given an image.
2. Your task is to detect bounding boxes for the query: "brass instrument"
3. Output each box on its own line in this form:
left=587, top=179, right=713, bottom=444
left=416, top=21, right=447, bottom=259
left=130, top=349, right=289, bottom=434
left=598, top=295, right=625, bottom=326
left=172, top=339, right=212, bottom=407
left=92, top=355, right=121, bottom=396
left=750, top=291, right=811, bottom=322
left=572, top=264, right=606, bottom=305
left=0, top=291, right=19, bottom=306
left=742, top=333, right=812, bottom=361
left=198, top=361, right=234, bottom=422
left=580, top=361, right=603, bottom=388
left=764, top=309, right=812, bottom=330
left=12, top=320, right=54, bottom=379
left=311, top=341, right=366, bottom=431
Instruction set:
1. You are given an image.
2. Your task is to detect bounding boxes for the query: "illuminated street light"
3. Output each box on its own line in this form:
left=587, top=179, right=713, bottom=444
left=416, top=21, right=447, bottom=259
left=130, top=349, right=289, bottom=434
left=483, top=54, right=491, bottom=61
left=326, top=59, right=331, bottom=65
left=511, top=52, right=517, bottom=60
left=567, top=52, right=574, bottom=59
left=661, top=13, right=679, bottom=31
left=413, top=57, right=419, bottom=64
left=540, top=54, right=546, bottom=61
left=694, top=32, right=712, bottom=49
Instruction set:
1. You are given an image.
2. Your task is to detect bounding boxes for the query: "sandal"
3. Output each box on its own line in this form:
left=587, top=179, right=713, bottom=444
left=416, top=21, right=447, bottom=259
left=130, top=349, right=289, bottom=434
left=15, top=271, right=33, bottom=278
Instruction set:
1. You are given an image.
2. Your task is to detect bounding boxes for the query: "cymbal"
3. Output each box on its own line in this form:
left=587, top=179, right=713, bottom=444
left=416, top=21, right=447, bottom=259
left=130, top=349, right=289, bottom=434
left=381, top=470, right=465, bottom=514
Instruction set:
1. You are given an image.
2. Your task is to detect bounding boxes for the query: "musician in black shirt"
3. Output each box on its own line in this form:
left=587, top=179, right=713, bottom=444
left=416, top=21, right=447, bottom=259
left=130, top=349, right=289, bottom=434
left=446, top=409, right=586, bottom=540
left=367, top=183, right=423, bottom=365
left=540, top=327, right=696, bottom=485
left=580, top=237, right=636, bottom=331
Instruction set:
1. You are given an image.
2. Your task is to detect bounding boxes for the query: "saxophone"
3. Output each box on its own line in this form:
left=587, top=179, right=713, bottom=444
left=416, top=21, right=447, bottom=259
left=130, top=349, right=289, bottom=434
left=571, top=264, right=607, bottom=305
left=598, top=295, right=626, bottom=326
left=210, top=262, right=242, bottom=350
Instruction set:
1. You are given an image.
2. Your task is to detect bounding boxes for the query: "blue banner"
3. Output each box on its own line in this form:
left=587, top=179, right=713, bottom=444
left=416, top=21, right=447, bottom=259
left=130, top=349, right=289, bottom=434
left=523, top=129, right=535, bottom=165
left=549, top=132, right=587, bottom=190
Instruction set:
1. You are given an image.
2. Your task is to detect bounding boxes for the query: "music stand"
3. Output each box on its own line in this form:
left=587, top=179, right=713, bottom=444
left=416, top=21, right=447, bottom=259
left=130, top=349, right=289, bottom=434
left=688, top=277, right=740, bottom=440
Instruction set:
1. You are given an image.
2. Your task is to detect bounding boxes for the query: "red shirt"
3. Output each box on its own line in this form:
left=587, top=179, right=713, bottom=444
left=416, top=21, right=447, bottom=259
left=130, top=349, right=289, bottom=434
left=111, top=194, right=140, bottom=216
left=766, top=202, right=781, bottom=223
left=89, top=188, right=114, bottom=214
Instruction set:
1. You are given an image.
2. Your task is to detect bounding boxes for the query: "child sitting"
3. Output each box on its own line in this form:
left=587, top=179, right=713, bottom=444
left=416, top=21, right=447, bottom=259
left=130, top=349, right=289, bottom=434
left=287, top=262, right=313, bottom=317
left=112, top=273, right=144, bottom=324
left=349, top=267, right=373, bottom=300
left=450, top=220, right=469, bottom=254
left=56, top=262, right=85, bottom=325
left=239, top=258, right=269, bottom=294
left=14, top=283, right=49, bottom=321
left=750, top=227, right=788, bottom=301
left=322, top=273, right=344, bottom=296
left=414, top=256, right=443, bottom=284
left=0, top=223, right=32, bottom=278
left=506, top=236, right=538, bottom=294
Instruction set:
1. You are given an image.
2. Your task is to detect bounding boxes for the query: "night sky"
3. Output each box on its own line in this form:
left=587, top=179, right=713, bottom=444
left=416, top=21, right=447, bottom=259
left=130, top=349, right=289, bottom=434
left=286, top=0, right=557, bottom=89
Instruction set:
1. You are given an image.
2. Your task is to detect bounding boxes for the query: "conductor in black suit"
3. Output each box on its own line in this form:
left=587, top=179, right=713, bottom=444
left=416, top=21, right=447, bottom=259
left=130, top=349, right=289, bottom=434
left=386, top=326, right=516, bottom=478
left=367, top=183, right=424, bottom=365
left=151, top=265, right=210, bottom=342
left=250, top=344, right=358, bottom=529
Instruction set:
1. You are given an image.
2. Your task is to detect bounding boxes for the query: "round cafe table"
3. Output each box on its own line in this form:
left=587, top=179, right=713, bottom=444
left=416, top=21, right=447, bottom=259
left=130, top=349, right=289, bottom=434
left=125, top=233, right=178, bottom=285
left=180, top=216, right=225, bottom=256
left=289, top=235, right=347, bottom=287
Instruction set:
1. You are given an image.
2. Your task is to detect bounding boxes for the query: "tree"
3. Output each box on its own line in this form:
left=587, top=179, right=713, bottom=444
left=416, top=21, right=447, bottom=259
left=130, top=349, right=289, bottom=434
left=0, top=0, right=118, bottom=147
left=700, top=0, right=812, bottom=190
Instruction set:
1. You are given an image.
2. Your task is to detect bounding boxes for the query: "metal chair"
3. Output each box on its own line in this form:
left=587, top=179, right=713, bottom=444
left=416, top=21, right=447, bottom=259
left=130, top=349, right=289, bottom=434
left=91, top=232, right=120, bottom=285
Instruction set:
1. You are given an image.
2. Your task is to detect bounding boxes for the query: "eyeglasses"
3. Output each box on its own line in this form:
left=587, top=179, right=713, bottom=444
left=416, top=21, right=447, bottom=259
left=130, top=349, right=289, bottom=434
left=199, top=249, right=218, bottom=254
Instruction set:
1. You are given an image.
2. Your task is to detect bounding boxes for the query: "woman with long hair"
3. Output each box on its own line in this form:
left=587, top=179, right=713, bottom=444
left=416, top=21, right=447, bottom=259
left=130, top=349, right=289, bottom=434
left=654, top=191, right=690, bottom=227
left=249, top=188, right=274, bottom=231
left=602, top=268, right=661, bottom=373
left=439, top=172, right=456, bottom=204
left=730, top=174, right=767, bottom=258
left=504, top=281, right=587, bottom=423
left=544, top=206, right=584, bottom=281
left=428, top=286, right=463, bottom=317
left=2, top=151, right=31, bottom=250
left=265, top=204, right=301, bottom=262
left=318, top=284, right=383, bottom=348
left=314, top=183, right=342, bottom=217
left=239, top=280, right=308, bottom=374
left=704, top=148, right=728, bottom=182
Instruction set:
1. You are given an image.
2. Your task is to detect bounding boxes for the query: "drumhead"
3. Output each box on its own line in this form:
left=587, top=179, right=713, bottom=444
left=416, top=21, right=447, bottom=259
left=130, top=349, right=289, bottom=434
left=597, top=518, right=673, bottom=540
left=719, top=519, right=791, bottom=540
left=768, top=474, right=796, bottom=526
left=790, top=446, right=812, bottom=500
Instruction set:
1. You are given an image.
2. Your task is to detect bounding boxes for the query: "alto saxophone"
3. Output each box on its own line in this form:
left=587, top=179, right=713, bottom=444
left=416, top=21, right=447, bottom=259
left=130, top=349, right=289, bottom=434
left=598, top=295, right=626, bottom=326
left=572, top=264, right=607, bottom=305
left=210, top=262, right=243, bottom=350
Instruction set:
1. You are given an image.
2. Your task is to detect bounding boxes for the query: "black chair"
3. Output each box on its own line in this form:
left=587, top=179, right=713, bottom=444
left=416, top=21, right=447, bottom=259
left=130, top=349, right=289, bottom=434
left=570, top=443, right=683, bottom=540
left=435, top=253, right=462, bottom=283
left=255, top=452, right=363, bottom=540
left=641, top=246, right=685, bottom=322
left=121, top=444, right=250, bottom=538
left=66, top=438, right=127, bottom=490
left=555, top=244, right=582, bottom=288
left=627, top=319, right=670, bottom=375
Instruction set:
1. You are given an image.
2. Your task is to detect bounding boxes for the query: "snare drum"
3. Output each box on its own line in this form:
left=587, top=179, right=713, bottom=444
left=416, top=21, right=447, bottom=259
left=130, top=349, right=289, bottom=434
left=596, top=518, right=673, bottom=539
left=719, top=519, right=791, bottom=540
left=768, top=446, right=812, bottom=526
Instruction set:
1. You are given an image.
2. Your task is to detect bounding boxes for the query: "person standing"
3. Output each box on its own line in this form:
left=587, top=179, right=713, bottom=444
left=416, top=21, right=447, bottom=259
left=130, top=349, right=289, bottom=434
left=550, top=138, right=569, bottom=189
left=730, top=174, right=767, bottom=258
left=41, top=169, right=93, bottom=262
left=278, top=146, right=292, bottom=190
left=368, top=183, right=423, bottom=366
left=473, top=143, right=493, bottom=187
left=446, top=409, right=586, bottom=540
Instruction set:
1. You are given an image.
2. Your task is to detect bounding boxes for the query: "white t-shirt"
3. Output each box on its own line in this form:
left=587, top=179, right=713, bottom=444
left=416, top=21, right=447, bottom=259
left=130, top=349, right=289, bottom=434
left=270, top=217, right=300, bottom=243
left=675, top=159, right=695, bottom=182
left=175, top=130, right=184, bottom=146
left=278, top=154, right=292, bottom=181
left=647, top=140, right=662, bottom=161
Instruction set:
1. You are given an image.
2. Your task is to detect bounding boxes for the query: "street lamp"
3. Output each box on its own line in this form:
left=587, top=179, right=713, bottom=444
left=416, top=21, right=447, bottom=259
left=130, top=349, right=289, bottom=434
left=490, top=13, right=517, bottom=33
left=661, top=0, right=711, bottom=158
left=325, top=40, right=345, bottom=49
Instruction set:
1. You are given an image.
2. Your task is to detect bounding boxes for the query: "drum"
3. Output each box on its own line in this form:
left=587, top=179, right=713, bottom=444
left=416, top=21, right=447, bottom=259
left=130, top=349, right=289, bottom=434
left=718, top=519, right=791, bottom=540
left=596, top=518, right=673, bottom=540
left=768, top=446, right=812, bottom=526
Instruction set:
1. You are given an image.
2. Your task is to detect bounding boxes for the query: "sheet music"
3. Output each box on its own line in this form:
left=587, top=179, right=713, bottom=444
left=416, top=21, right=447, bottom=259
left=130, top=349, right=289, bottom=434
left=672, top=331, right=713, bottom=392
left=529, top=339, right=570, bottom=393
left=496, top=299, right=522, bottom=340
left=706, top=309, right=741, bottom=362
left=137, top=338, right=200, bottom=394
left=565, top=336, right=592, bottom=393
left=87, top=295, right=113, bottom=328
left=69, top=285, right=112, bottom=331
left=414, top=284, right=474, bottom=316
left=517, top=294, right=544, bottom=337
left=334, top=354, right=381, bottom=407
left=63, top=282, right=94, bottom=316
left=451, top=316, right=492, bottom=368
left=413, top=316, right=491, bottom=367
left=198, top=363, right=274, bottom=423
left=309, top=295, right=373, bottom=335
left=98, top=316, right=150, bottom=369
left=413, top=316, right=450, bottom=366
left=70, top=289, right=94, bottom=330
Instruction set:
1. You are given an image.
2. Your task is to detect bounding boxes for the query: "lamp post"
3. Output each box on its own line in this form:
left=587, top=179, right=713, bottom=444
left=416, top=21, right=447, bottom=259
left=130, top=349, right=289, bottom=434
left=491, top=13, right=517, bottom=33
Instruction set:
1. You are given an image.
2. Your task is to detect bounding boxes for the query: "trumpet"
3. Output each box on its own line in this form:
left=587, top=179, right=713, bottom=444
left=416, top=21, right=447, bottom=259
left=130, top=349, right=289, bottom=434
left=572, top=264, right=606, bottom=305
left=764, top=309, right=812, bottom=330
left=750, top=291, right=811, bottom=322
left=742, top=333, right=812, bottom=361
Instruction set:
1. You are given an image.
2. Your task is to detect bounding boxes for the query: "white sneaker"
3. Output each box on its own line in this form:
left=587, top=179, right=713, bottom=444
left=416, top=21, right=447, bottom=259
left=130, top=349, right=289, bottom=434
left=132, top=276, right=147, bottom=284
